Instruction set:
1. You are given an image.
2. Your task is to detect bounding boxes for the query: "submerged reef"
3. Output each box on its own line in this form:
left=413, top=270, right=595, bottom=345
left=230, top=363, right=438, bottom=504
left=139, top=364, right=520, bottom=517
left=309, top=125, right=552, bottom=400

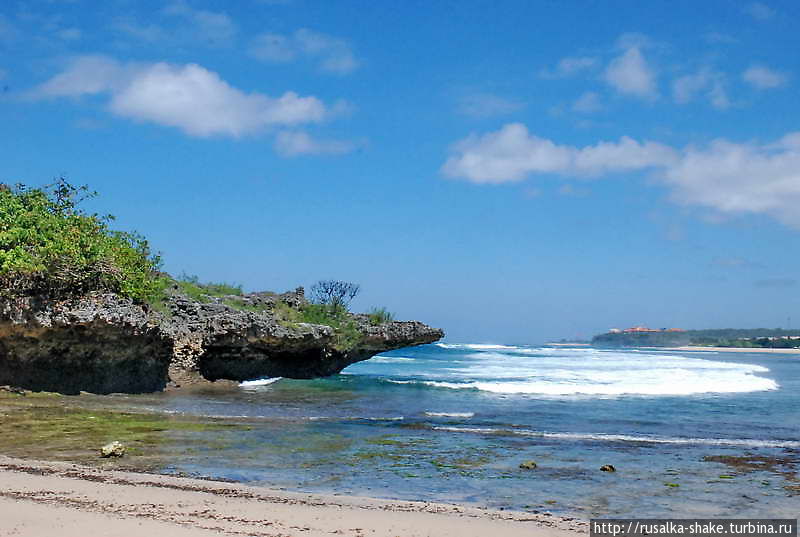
left=0, top=285, right=443, bottom=394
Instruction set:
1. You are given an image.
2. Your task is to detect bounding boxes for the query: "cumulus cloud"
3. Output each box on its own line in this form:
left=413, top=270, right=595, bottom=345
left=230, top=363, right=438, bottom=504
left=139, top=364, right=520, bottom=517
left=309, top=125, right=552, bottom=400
left=442, top=124, right=800, bottom=228
left=572, top=91, right=602, bottom=113
left=274, top=130, right=357, bottom=156
left=604, top=44, right=658, bottom=99
left=111, top=2, right=236, bottom=47
left=742, top=65, right=788, bottom=89
left=539, top=56, right=598, bottom=79
left=111, top=17, right=169, bottom=43
left=745, top=2, right=775, bottom=20
left=162, top=0, right=237, bottom=44
left=456, top=93, right=524, bottom=118
left=441, top=123, right=677, bottom=183
left=672, top=69, right=730, bottom=109
left=661, top=133, right=800, bottom=225
left=31, top=55, right=329, bottom=137
left=249, top=28, right=358, bottom=74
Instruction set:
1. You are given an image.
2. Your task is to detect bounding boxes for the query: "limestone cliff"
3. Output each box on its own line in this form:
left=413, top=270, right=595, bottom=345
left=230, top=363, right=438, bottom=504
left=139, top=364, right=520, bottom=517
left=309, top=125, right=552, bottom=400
left=0, top=287, right=443, bottom=394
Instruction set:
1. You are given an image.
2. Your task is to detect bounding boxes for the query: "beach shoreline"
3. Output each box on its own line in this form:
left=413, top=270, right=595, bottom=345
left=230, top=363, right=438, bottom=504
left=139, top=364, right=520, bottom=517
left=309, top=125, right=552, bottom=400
left=0, top=455, right=586, bottom=537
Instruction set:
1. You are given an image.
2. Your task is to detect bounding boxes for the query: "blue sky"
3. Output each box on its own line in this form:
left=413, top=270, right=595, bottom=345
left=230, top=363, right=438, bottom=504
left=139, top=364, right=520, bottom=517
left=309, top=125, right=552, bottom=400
left=2, top=0, right=799, bottom=343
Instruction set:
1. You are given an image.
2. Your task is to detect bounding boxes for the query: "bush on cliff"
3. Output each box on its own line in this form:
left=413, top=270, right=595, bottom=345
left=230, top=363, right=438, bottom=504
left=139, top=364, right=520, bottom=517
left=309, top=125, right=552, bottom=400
left=0, top=179, right=164, bottom=301
left=309, top=280, right=360, bottom=314
left=367, top=307, right=394, bottom=325
left=175, top=273, right=242, bottom=302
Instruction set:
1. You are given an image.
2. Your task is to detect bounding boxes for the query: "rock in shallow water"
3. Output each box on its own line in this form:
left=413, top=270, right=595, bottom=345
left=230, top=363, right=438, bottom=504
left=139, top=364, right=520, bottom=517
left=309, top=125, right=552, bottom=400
left=519, top=460, right=538, bottom=470
left=99, top=441, right=125, bottom=458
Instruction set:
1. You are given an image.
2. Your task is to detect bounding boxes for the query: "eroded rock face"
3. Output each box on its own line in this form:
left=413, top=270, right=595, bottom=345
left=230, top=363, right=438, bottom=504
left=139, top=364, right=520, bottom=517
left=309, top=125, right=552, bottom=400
left=0, top=294, right=172, bottom=394
left=0, top=287, right=444, bottom=394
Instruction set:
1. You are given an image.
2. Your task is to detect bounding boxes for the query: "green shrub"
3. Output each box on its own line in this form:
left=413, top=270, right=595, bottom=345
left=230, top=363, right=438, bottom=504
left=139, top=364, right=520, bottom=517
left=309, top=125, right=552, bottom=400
left=0, top=179, right=163, bottom=302
left=367, top=307, right=394, bottom=325
left=293, top=303, right=362, bottom=351
left=174, top=273, right=242, bottom=303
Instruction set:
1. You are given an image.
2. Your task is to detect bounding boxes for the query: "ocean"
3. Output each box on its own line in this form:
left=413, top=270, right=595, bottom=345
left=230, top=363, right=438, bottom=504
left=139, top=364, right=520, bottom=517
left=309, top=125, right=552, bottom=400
left=73, top=344, right=800, bottom=518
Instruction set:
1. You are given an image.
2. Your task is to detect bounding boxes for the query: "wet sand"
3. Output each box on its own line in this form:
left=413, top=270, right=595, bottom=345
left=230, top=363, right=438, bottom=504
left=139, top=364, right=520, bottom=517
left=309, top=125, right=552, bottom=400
left=0, top=455, right=586, bottom=537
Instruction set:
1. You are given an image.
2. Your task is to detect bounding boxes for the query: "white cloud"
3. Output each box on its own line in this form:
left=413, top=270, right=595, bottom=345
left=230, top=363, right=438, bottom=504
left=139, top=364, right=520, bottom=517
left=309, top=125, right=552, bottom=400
left=661, top=133, right=800, bottom=226
left=111, top=2, right=236, bottom=47
left=443, top=124, right=800, bottom=228
left=111, top=17, right=169, bottom=43
left=672, top=69, right=729, bottom=109
left=539, top=56, right=598, bottom=79
left=604, top=45, right=658, bottom=99
left=249, top=33, right=295, bottom=62
left=456, top=93, right=524, bottom=118
left=31, top=56, right=329, bottom=138
left=162, top=0, right=237, bottom=44
left=745, top=2, right=775, bottom=20
left=441, top=123, right=676, bottom=183
left=250, top=28, right=358, bottom=74
left=32, top=55, right=127, bottom=97
left=274, top=130, right=357, bottom=156
left=572, top=91, right=602, bottom=113
left=742, top=65, right=788, bottom=89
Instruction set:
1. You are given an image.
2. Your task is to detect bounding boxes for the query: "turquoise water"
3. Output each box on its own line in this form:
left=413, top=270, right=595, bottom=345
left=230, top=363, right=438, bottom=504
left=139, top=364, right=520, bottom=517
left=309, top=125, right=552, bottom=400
left=100, top=344, right=800, bottom=518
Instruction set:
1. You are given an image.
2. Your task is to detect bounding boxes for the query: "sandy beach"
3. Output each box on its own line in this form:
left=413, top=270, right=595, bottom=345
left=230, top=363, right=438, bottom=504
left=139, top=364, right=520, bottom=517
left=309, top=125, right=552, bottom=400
left=0, top=456, right=586, bottom=537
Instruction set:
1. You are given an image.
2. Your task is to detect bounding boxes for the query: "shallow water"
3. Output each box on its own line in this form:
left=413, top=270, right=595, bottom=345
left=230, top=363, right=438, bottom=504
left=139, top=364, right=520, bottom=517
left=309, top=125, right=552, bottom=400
left=6, top=344, right=800, bottom=518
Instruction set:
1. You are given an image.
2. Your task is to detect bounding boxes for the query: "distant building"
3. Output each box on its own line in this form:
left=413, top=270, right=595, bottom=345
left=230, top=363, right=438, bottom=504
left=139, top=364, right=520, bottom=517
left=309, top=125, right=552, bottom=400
left=609, top=326, right=685, bottom=334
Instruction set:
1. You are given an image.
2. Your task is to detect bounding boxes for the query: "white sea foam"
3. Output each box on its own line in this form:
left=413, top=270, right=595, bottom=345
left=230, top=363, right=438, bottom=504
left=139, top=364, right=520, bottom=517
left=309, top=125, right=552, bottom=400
left=424, top=411, right=475, bottom=418
left=432, top=426, right=800, bottom=449
left=239, top=377, right=282, bottom=387
left=394, top=347, right=777, bottom=396
left=436, top=343, right=520, bottom=350
left=369, top=356, right=417, bottom=363
left=361, top=345, right=779, bottom=396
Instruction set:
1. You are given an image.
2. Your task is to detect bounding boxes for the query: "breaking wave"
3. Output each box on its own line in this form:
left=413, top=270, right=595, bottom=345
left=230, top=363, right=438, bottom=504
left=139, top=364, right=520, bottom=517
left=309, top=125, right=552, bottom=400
left=239, top=377, right=282, bottom=388
left=370, top=346, right=778, bottom=396
left=432, top=426, right=800, bottom=448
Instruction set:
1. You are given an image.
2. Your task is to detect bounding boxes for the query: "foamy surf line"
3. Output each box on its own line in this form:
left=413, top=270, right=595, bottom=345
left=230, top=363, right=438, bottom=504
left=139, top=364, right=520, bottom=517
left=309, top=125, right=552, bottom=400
left=432, top=426, right=800, bottom=448
left=425, top=411, right=475, bottom=418
left=436, top=343, right=521, bottom=350
left=239, top=377, right=282, bottom=387
left=398, top=377, right=778, bottom=395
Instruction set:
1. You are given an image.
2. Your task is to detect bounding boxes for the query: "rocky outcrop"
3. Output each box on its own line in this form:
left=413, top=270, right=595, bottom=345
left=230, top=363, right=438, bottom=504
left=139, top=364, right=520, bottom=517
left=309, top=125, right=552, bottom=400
left=0, top=294, right=172, bottom=394
left=0, top=287, right=443, bottom=394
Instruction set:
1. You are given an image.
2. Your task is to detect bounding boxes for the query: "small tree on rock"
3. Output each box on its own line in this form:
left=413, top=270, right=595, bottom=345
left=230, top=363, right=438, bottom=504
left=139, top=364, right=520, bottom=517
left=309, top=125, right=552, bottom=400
left=309, top=280, right=360, bottom=313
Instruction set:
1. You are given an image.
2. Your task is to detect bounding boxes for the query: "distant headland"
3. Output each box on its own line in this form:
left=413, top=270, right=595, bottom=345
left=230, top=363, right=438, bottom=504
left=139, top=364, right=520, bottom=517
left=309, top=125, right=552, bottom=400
left=592, top=326, right=800, bottom=350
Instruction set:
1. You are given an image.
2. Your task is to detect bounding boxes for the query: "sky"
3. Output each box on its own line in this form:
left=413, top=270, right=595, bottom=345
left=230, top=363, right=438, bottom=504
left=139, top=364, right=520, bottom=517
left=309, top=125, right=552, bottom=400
left=2, top=0, right=799, bottom=343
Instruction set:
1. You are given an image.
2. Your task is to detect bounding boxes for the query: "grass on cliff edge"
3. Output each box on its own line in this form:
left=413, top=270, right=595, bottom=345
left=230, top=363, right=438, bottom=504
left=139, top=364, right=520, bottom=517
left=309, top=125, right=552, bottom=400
left=276, top=302, right=362, bottom=351
left=0, top=179, right=164, bottom=302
